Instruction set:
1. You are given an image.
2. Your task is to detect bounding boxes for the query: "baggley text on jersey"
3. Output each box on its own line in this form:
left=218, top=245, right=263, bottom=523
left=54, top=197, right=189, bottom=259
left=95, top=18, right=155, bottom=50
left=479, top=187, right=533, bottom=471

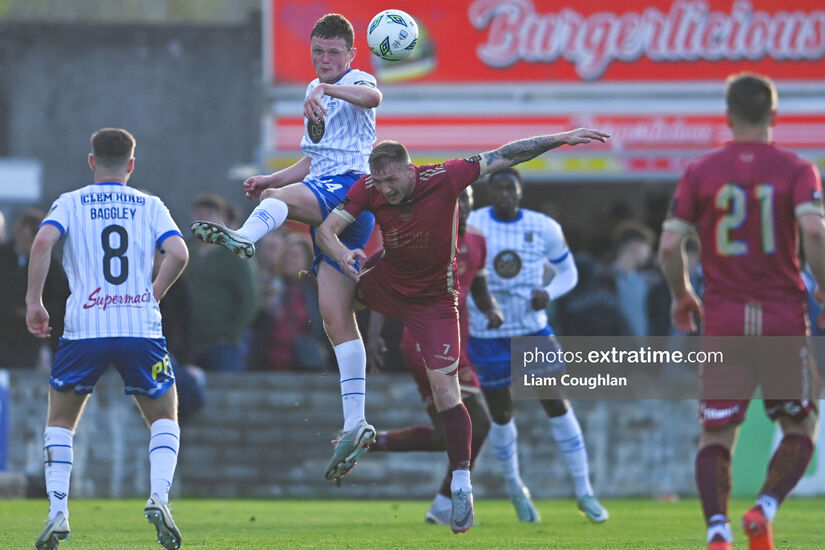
left=89, top=207, right=138, bottom=221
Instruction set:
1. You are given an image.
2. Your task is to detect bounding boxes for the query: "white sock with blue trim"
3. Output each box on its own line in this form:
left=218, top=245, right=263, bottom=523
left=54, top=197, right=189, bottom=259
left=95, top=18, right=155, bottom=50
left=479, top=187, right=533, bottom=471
left=549, top=409, right=593, bottom=498
left=488, top=419, right=525, bottom=496
left=149, top=419, right=180, bottom=504
left=237, top=197, right=288, bottom=242
left=44, top=426, right=73, bottom=520
left=335, top=339, right=367, bottom=432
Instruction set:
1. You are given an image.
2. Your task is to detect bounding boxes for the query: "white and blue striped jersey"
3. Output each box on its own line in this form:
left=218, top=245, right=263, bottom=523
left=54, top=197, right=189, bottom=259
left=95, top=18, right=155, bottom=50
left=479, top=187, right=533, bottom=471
left=41, top=182, right=183, bottom=340
left=468, top=207, right=571, bottom=338
left=301, top=69, right=377, bottom=179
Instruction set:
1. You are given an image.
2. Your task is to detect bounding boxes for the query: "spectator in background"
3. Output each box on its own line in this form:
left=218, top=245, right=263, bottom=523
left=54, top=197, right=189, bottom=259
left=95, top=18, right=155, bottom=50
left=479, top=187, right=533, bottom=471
left=249, top=234, right=331, bottom=371
left=186, top=194, right=258, bottom=371
left=0, top=208, right=69, bottom=368
left=611, top=221, right=656, bottom=336
left=553, top=254, right=632, bottom=337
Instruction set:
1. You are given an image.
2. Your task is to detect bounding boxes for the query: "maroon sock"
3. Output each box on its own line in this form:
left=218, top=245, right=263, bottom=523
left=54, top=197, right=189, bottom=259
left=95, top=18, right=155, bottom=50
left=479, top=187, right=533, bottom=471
left=371, top=426, right=436, bottom=452
left=438, top=415, right=487, bottom=497
left=760, top=434, right=814, bottom=503
left=440, top=403, right=472, bottom=472
left=696, top=444, right=731, bottom=524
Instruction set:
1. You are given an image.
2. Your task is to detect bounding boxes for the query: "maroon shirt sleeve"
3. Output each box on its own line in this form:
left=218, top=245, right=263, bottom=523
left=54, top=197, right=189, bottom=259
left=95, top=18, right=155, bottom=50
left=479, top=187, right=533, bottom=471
left=792, top=161, right=824, bottom=212
left=444, top=158, right=482, bottom=197
left=666, top=163, right=698, bottom=231
left=337, top=175, right=370, bottom=222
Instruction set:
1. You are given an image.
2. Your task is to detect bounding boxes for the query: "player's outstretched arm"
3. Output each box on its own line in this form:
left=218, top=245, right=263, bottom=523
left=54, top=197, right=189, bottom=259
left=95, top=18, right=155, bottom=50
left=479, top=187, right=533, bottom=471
left=243, top=156, right=313, bottom=200
left=658, top=228, right=703, bottom=333
left=25, top=225, right=62, bottom=338
left=153, top=235, right=189, bottom=303
left=480, top=128, right=610, bottom=175
left=316, top=210, right=366, bottom=282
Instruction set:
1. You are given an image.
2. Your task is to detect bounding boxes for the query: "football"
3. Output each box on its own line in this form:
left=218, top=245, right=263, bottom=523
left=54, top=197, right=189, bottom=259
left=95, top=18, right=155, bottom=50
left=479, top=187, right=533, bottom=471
left=366, top=9, right=418, bottom=61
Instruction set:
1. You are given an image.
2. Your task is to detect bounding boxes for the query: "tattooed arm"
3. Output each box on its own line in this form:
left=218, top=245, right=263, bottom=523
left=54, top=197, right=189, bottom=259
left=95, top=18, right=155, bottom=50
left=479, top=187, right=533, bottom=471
left=479, top=128, right=610, bottom=176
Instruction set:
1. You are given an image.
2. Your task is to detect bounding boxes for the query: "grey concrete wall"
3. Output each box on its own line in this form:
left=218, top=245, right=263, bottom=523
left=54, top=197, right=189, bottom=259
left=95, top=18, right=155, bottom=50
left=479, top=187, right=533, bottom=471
left=7, top=370, right=699, bottom=499
left=0, top=16, right=262, bottom=224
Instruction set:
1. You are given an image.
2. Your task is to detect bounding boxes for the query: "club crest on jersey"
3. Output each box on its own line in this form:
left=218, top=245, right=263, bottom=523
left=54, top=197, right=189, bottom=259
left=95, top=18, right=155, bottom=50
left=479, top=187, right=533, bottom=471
left=307, top=117, right=325, bottom=143
left=524, top=231, right=533, bottom=242
left=494, top=249, right=522, bottom=279
left=398, top=205, right=413, bottom=222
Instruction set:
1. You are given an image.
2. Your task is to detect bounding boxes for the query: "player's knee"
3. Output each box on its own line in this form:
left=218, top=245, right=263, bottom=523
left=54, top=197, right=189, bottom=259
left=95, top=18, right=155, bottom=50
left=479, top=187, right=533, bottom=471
left=260, top=187, right=280, bottom=201
left=540, top=398, right=569, bottom=418
left=489, top=407, right=512, bottom=425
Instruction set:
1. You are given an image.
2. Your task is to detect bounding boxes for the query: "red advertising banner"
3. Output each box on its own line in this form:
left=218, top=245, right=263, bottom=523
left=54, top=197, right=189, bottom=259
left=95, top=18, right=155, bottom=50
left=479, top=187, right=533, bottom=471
left=269, top=0, right=825, bottom=84
left=269, top=114, right=825, bottom=152
left=264, top=113, right=825, bottom=176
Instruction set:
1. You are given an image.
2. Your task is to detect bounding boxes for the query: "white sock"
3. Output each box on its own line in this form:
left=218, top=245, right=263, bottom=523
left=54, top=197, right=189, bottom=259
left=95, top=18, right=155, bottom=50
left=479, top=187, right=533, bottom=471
left=707, top=514, right=732, bottom=543
left=335, top=339, right=367, bottom=431
left=549, top=409, right=593, bottom=498
left=236, top=197, right=288, bottom=242
left=149, top=419, right=180, bottom=504
left=756, top=494, right=778, bottom=522
left=431, top=492, right=451, bottom=512
left=488, top=420, right=525, bottom=495
left=44, top=427, right=73, bottom=520
left=450, top=469, right=472, bottom=493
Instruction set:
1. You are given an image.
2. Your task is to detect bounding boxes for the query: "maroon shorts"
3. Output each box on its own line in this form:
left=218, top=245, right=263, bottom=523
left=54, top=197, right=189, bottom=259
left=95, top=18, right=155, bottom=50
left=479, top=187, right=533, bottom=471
left=400, top=327, right=480, bottom=410
left=357, top=257, right=460, bottom=376
left=700, top=298, right=819, bottom=429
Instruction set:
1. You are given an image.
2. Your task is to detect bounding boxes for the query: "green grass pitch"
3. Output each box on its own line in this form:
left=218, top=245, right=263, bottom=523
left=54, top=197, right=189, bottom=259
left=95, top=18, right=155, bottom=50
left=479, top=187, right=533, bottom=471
left=2, top=498, right=823, bottom=549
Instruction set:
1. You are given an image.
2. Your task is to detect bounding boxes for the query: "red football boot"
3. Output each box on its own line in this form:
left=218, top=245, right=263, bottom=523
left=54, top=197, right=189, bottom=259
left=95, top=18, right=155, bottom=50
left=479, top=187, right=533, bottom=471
left=742, top=506, right=774, bottom=550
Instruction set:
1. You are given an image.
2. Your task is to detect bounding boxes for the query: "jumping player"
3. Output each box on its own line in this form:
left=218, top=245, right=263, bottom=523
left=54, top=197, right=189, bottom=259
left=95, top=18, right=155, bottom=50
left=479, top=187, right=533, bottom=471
left=27, top=128, right=188, bottom=550
left=190, top=14, right=381, bottom=480
left=316, top=127, right=610, bottom=533
left=659, top=72, right=824, bottom=550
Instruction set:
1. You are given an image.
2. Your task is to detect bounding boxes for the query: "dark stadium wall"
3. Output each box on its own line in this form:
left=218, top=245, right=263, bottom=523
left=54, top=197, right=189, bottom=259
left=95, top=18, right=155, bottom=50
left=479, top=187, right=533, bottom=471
left=6, top=369, right=700, bottom=499
left=0, top=14, right=261, bottom=226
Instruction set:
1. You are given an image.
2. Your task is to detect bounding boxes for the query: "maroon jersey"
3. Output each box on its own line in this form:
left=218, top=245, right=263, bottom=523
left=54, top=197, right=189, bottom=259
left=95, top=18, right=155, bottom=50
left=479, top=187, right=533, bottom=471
left=668, top=142, right=823, bottom=304
left=457, top=227, right=487, bottom=346
left=339, top=158, right=482, bottom=299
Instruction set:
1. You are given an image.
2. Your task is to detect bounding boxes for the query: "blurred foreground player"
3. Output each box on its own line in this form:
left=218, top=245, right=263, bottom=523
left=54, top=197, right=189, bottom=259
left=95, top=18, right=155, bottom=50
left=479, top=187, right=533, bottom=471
left=26, top=128, right=188, bottom=550
left=467, top=168, right=608, bottom=523
left=368, top=187, right=502, bottom=525
left=318, top=127, right=610, bottom=533
left=660, top=72, right=823, bottom=550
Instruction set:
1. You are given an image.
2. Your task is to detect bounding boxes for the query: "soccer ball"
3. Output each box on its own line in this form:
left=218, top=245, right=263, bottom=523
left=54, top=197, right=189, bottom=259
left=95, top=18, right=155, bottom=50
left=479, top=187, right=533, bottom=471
left=366, top=10, right=418, bottom=61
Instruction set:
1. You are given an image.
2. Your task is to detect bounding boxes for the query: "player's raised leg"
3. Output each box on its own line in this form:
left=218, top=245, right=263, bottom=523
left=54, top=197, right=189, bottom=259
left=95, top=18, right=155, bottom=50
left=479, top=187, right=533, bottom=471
left=319, top=262, right=375, bottom=480
left=136, top=387, right=182, bottom=550
left=541, top=398, right=608, bottom=523
left=191, top=181, right=322, bottom=258
left=36, top=388, right=89, bottom=550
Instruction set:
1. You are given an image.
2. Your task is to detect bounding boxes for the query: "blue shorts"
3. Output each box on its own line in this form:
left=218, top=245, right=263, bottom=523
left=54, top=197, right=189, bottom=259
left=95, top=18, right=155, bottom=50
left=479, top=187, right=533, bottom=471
left=469, top=326, right=563, bottom=390
left=304, top=172, right=375, bottom=275
left=51, top=337, right=175, bottom=397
